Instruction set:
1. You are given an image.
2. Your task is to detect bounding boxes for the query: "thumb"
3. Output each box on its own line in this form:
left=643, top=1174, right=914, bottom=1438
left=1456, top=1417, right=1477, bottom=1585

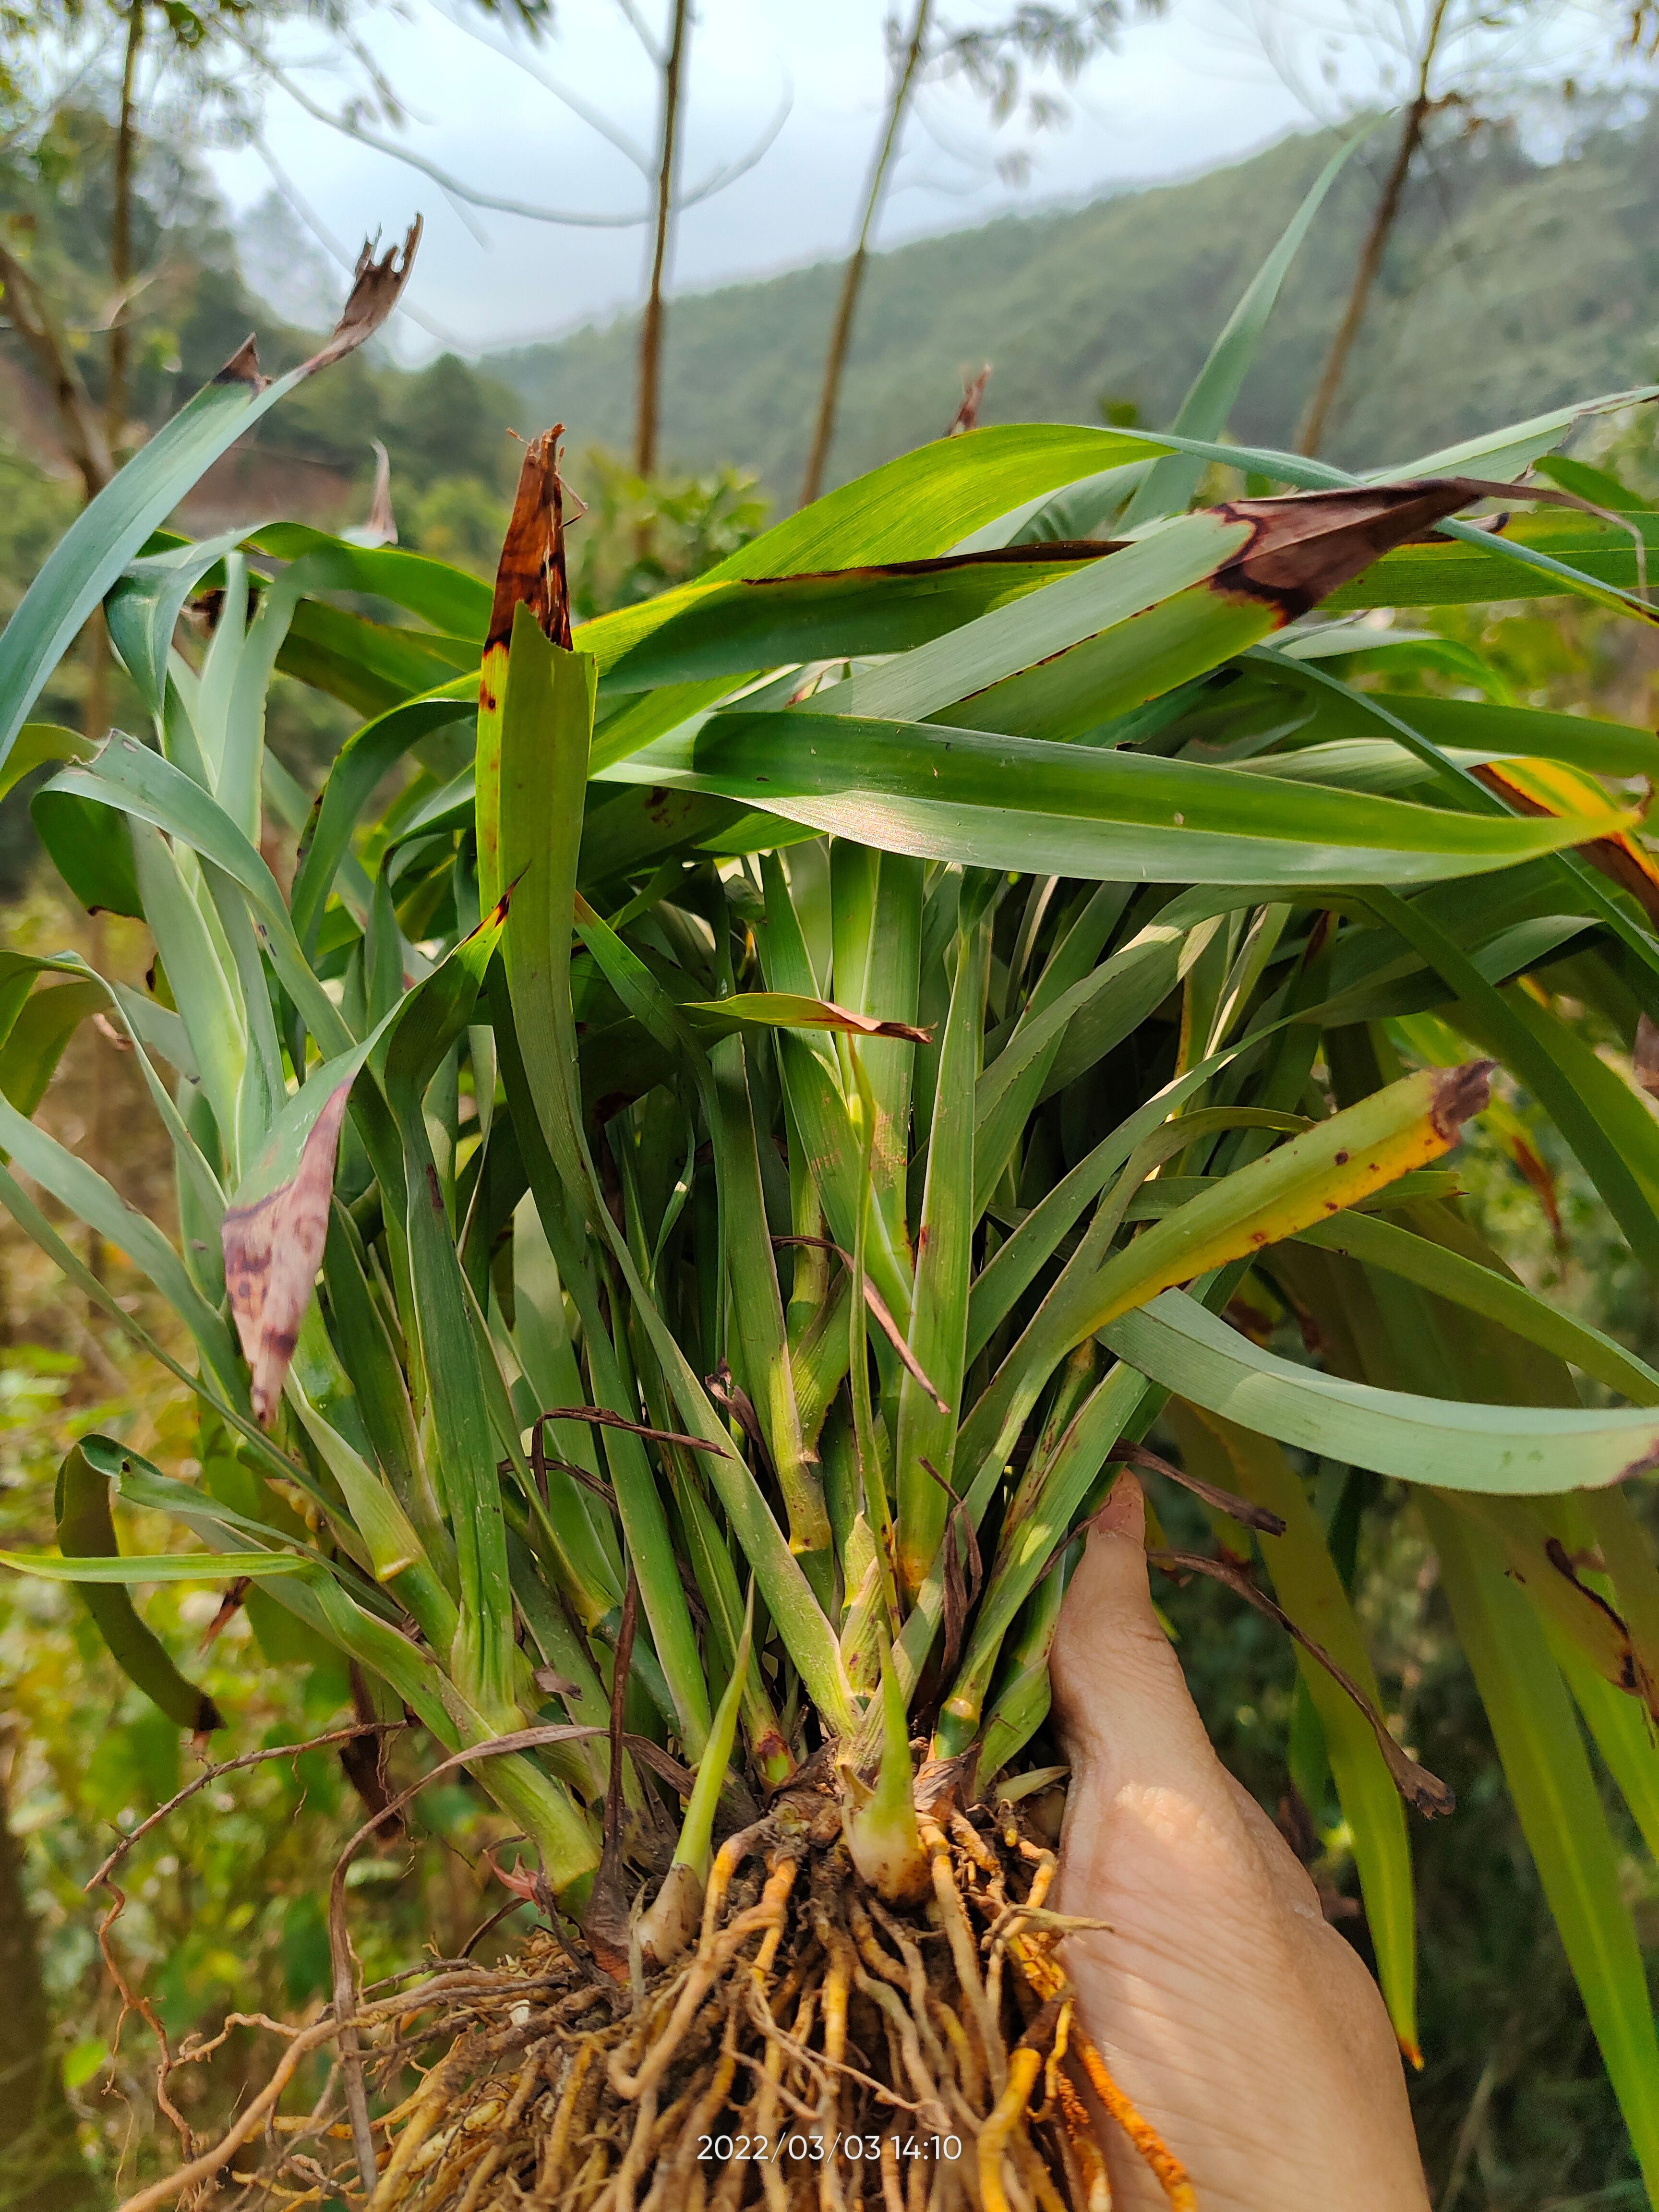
left=1050, top=1469, right=1217, bottom=1784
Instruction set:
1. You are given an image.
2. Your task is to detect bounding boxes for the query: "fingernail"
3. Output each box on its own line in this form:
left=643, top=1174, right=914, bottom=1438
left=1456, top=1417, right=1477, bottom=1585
left=1091, top=1468, right=1145, bottom=1542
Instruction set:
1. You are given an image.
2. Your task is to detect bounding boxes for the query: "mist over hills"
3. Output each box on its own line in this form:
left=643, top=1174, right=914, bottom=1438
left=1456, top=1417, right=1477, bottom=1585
left=492, top=107, right=1659, bottom=502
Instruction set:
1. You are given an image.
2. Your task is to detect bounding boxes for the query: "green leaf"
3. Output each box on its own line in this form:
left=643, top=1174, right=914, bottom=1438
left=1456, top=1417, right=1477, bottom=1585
left=251, top=523, right=493, bottom=638
left=570, top=893, right=831, bottom=1586
left=380, top=902, right=519, bottom=1724
left=1422, top=1495, right=1659, bottom=2200
left=1104, top=1289, right=1659, bottom=1491
left=0, top=1085, right=244, bottom=1401
left=0, top=239, right=419, bottom=772
left=703, top=422, right=1158, bottom=581
left=0, top=366, right=289, bottom=771
left=290, top=690, right=473, bottom=948
left=678, top=990, right=929, bottom=1041
left=1374, top=890, right=1659, bottom=1279
left=0, top=977, right=106, bottom=1116
left=1167, top=1403, right=1420, bottom=2058
left=1323, top=513, right=1659, bottom=613
left=4, top=1548, right=313, bottom=1582
left=894, top=909, right=987, bottom=1595
left=1268, top=689, right=1659, bottom=783
left=277, top=599, right=480, bottom=717
left=105, top=527, right=257, bottom=719
left=45, top=734, right=352, bottom=1061
left=1121, top=125, right=1370, bottom=525
left=607, top=711, right=1624, bottom=888
left=1295, top=1207, right=1659, bottom=1407
left=46, top=1451, right=237, bottom=1743
left=0, top=721, right=96, bottom=804
left=588, top=551, right=1111, bottom=697
left=826, top=509, right=1254, bottom=725
left=32, top=784, right=143, bottom=918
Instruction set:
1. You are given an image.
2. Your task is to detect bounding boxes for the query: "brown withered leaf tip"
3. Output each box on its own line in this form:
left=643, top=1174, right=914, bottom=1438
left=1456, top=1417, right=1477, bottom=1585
left=947, top=363, right=992, bottom=438
left=1472, top=761, right=1659, bottom=926
left=213, top=334, right=266, bottom=391
left=222, top=1082, right=355, bottom=1427
left=209, top=221, right=421, bottom=394
left=487, top=424, right=572, bottom=658
left=1214, top=480, right=1486, bottom=625
left=359, top=438, right=398, bottom=547
left=813, top=999, right=932, bottom=1043
left=303, top=218, right=423, bottom=378
left=1429, top=1058, right=1495, bottom=1142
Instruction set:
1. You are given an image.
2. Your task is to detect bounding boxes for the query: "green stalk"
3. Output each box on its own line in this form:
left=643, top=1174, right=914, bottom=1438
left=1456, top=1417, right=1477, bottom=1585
left=637, top=1588, right=754, bottom=1967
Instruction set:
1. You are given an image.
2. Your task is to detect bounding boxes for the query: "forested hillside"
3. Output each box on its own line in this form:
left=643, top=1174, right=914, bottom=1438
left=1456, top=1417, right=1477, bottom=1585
left=496, top=105, right=1659, bottom=499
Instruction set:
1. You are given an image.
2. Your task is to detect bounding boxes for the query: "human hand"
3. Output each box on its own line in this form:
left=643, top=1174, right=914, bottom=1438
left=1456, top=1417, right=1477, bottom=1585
left=1049, top=1471, right=1431, bottom=2212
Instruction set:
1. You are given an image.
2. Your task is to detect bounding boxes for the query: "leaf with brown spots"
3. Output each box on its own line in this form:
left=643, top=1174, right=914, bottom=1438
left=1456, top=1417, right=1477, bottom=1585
left=222, top=1078, right=356, bottom=1427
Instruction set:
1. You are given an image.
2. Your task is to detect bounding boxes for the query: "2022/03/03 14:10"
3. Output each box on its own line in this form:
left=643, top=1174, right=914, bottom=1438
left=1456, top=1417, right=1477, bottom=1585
left=696, top=2133, right=965, bottom=2163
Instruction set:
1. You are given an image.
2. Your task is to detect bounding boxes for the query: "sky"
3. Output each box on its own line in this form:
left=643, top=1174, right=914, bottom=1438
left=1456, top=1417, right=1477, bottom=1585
left=204, top=0, right=1636, bottom=360
left=209, top=0, right=1322, bottom=357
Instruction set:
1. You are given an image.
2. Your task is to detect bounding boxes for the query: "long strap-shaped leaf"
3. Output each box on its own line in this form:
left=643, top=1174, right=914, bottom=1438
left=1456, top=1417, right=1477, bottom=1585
left=48, top=736, right=352, bottom=1059
left=1119, top=128, right=1371, bottom=526
left=0, top=1088, right=244, bottom=1400
left=893, top=906, right=987, bottom=1596
left=1423, top=1496, right=1659, bottom=2198
left=1105, top=1290, right=1659, bottom=1490
left=1170, top=1406, right=1422, bottom=2063
left=1295, top=1207, right=1659, bottom=1407
left=290, top=685, right=475, bottom=950
left=1372, top=888, right=1659, bottom=1277
left=0, top=228, right=420, bottom=771
left=569, top=895, right=832, bottom=1589
left=612, top=711, right=1626, bottom=889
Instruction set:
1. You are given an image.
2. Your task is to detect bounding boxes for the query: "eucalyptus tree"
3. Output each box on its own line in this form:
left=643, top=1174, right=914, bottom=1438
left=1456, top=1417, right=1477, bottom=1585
left=800, top=0, right=1134, bottom=507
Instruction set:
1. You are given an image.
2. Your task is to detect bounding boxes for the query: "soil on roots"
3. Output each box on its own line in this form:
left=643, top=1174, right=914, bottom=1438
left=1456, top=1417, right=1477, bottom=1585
left=186, top=1796, right=1192, bottom=2212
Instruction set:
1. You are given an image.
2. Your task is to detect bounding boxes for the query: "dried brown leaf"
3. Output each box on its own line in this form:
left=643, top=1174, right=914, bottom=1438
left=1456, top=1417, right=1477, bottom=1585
left=1149, top=1546, right=1455, bottom=1817
left=486, top=423, right=571, bottom=656
left=302, top=220, right=422, bottom=377
left=947, top=364, right=992, bottom=437
left=1111, top=1438, right=1287, bottom=1538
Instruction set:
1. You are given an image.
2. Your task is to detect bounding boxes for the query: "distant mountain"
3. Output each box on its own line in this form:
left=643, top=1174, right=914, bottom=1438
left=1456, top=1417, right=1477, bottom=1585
left=492, top=108, right=1659, bottom=504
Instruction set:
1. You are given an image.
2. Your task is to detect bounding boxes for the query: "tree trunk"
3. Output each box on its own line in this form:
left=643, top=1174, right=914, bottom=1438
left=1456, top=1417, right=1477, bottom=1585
left=1295, top=0, right=1451, bottom=458
left=633, top=0, right=690, bottom=484
left=798, top=0, right=932, bottom=508
left=107, top=0, right=144, bottom=463
left=0, top=1756, right=101, bottom=2211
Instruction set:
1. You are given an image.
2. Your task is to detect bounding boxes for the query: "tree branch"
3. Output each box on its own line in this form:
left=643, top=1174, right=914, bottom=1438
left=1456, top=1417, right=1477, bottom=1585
left=235, top=35, right=651, bottom=228
left=800, top=0, right=934, bottom=507
left=0, top=241, right=111, bottom=500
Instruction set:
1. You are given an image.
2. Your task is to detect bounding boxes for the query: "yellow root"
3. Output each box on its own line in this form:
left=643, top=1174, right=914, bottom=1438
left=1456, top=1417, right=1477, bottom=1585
left=1072, top=2036, right=1194, bottom=2212
left=980, top=2045, right=1044, bottom=2212
left=122, top=1803, right=1201, bottom=2212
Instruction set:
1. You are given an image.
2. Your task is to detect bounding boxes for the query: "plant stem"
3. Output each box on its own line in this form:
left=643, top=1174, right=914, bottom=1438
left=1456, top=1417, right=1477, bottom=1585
left=1296, top=0, right=1451, bottom=458
left=634, top=0, right=690, bottom=485
left=109, top=0, right=145, bottom=464
left=799, top=0, right=932, bottom=507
